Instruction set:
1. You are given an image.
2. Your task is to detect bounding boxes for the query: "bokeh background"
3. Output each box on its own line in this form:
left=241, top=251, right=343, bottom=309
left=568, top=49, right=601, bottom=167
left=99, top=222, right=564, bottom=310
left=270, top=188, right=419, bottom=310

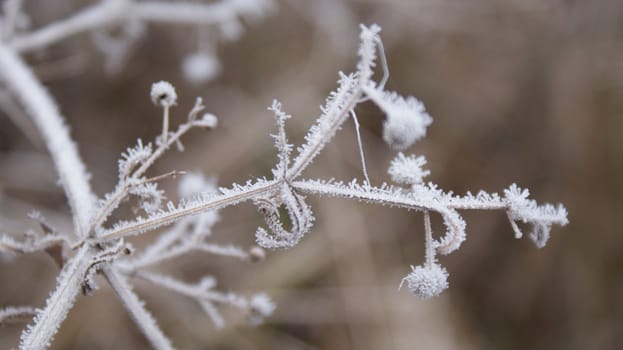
left=1, top=0, right=622, bottom=349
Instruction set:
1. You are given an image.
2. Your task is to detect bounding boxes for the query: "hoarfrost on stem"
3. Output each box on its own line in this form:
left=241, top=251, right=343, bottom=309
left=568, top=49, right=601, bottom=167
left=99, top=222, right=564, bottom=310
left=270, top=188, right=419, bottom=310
left=0, top=15, right=568, bottom=350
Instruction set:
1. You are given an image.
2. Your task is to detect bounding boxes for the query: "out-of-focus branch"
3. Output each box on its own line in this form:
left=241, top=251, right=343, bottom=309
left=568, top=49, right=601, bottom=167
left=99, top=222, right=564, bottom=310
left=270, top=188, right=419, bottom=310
left=103, top=266, right=174, bottom=350
left=9, top=0, right=274, bottom=53
left=0, top=44, right=94, bottom=239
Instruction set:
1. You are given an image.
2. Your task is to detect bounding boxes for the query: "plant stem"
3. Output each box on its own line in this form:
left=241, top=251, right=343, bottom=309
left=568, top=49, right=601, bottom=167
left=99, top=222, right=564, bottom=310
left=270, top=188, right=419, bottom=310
left=103, top=266, right=174, bottom=350
left=19, top=245, right=94, bottom=350
left=98, top=180, right=280, bottom=241
left=0, top=43, right=94, bottom=237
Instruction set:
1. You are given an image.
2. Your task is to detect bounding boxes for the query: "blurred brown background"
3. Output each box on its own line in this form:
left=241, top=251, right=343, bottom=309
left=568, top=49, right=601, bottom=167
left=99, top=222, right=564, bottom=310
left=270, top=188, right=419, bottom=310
left=1, top=0, right=622, bottom=349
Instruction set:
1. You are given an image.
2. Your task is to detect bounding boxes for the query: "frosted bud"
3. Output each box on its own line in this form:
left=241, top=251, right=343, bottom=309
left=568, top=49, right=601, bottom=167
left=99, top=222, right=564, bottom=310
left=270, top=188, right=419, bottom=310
left=249, top=293, right=275, bottom=316
left=400, top=263, right=448, bottom=299
left=182, top=52, right=221, bottom=85
left=248, top=246, right=266, bottom=262
left=193, top=113, right=218, bottom=129
left=388, top=152, right=430, bottom=185
left=247, top=293, right=275, bottom=326
left=150, top=81, right=177, bottom=107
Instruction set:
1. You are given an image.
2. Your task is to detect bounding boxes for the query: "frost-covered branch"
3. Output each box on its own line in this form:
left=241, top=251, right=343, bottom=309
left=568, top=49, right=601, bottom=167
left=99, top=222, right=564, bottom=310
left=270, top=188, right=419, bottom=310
left=111, top=173, right=271, bottom=330
left=129, top=271, right=274, bottom=329
left=94, top=25, right=566, bottom=297
left=0, top=306, right=36, bottom=325
left=0, top=43, right=94, bottom=238
left=9, top=0, right=275, bottom=53
left=119, top=173, right=260, bottom=270
left=90, top=97, right=218, bottom=236
left=293, top=179, right=567, bottom=250
left=1, top=0, right=24, bottom=41
left=1, top=21, right=569, bottom=350
left=0, top=28, right=100, bottom=350
left=19, top=245, right=94, bottom=350
left=98, top=178, right=280, bottom=240
left=0, top=233, right=65, bottom=255
left=102, top=266, right=174, bottom=350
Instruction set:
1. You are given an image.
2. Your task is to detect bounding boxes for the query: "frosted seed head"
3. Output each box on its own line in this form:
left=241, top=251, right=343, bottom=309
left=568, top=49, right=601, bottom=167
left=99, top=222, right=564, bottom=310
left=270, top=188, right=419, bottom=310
left=401, top=263, right=448, bottom=299
left=363, top=86, right=432, bottom=150
left=181, top=52, right=221, bottom=85
left=150, top=81, right=177, bottom=107
left=382, top=98, right=432, bottom=150
left=388, top=152, right=430, bottom=185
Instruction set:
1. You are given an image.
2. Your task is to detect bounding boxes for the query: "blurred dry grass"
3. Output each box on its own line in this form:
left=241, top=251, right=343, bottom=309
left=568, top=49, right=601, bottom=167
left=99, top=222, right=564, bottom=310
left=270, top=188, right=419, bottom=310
left=1, top=0, right=622, bottom=349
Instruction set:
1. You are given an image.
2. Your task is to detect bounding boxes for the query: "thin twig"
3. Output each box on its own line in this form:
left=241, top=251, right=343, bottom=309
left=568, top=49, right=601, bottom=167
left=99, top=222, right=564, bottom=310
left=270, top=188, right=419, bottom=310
left=9, top=0, right=272, bottom=53
left=103, top=266, right=174, bottom=350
